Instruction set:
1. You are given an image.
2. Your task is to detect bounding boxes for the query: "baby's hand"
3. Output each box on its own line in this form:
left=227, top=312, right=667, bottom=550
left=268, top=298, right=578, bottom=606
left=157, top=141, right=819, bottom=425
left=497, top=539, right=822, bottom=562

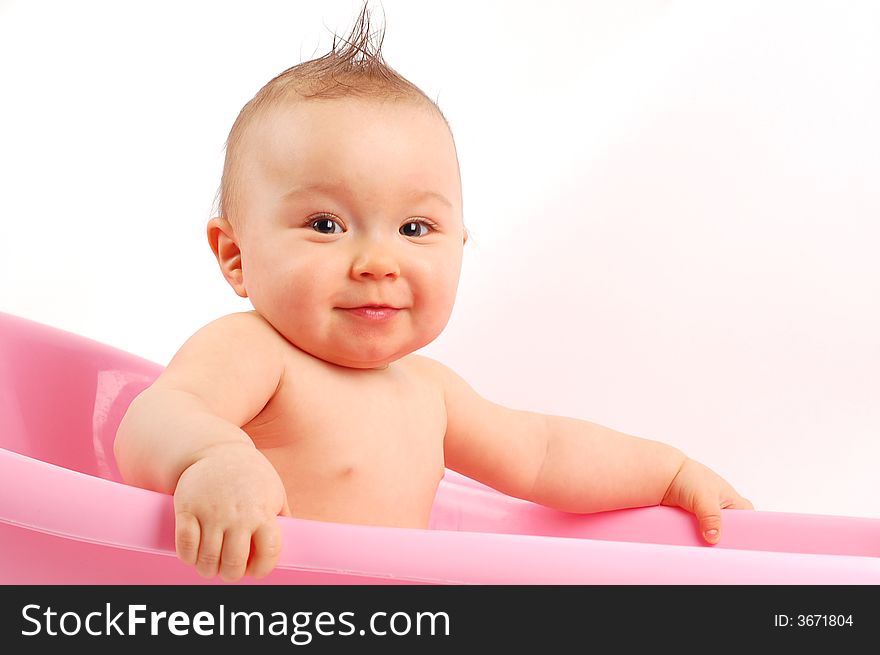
left=660, top=457, right=753, bottom=545
left=173, top=442, right=290, bottom=581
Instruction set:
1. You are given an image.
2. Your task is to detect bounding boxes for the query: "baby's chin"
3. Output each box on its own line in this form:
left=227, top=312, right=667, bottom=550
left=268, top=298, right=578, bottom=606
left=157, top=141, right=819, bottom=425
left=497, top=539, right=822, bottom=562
left=305, top=348, right=401, bottom=370
left=282, top=333, right=412, bottom=370
left=256, top=311, right=438, bottom=369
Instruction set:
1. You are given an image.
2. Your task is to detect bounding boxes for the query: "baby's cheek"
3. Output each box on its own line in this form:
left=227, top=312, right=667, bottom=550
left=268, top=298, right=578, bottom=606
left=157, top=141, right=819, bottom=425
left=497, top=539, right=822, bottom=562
left=420, top=285, right=459, bottom=337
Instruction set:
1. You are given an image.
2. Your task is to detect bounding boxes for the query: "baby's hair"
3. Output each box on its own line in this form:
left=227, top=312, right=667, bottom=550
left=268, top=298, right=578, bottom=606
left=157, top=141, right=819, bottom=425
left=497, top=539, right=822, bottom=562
left=214, top=1, right=451, bottom=227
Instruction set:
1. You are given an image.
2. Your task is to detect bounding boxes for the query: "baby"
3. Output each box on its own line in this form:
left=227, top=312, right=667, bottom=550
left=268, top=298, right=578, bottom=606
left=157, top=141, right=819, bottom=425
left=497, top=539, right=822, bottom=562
left=114, top=5, right=752, bottom=582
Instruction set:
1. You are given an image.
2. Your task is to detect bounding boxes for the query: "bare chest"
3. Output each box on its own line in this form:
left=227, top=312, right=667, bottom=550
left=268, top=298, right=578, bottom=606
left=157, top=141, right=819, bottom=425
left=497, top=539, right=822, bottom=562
left=241, top=353, right=447, bottom=526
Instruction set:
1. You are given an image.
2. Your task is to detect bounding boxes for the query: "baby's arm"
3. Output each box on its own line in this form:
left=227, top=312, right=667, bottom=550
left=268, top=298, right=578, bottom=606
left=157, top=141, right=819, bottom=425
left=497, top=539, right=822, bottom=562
left=520, top=414, right=753, bottom=543
left=114, top=312, right=289, bottom=580
left=420, top=357, right=751, bottom=544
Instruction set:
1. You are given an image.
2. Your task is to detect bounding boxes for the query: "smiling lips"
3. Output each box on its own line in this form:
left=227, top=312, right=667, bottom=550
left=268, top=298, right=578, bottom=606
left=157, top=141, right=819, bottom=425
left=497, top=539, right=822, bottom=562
left=341, top=305, right=401, bottom=321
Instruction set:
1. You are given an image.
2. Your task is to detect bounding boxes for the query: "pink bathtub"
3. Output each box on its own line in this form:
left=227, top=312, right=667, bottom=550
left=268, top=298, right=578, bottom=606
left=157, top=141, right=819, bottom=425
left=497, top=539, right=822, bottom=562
left=1, top=310, right=878, bottom=584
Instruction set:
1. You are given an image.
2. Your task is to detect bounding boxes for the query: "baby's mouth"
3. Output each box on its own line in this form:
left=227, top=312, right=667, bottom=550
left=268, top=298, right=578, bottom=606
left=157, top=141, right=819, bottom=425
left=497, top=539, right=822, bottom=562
left=340, top=305, right=401, bottom=321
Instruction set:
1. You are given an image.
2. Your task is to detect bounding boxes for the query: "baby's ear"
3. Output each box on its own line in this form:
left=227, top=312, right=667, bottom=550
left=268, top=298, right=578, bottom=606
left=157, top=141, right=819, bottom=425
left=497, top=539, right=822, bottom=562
left=207, top=217, right=248, bottom=298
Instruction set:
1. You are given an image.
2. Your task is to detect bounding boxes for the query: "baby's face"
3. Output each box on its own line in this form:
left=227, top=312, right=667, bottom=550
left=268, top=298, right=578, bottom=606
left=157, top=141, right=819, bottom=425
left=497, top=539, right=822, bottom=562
left=217, top=97, right=466, bottom=369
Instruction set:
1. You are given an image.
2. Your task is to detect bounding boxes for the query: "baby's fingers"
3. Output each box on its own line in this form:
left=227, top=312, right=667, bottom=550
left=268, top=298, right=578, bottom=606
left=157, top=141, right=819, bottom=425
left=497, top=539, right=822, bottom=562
left=175, top=510, right=202, bottom=566
left=246, top=521, right=283, bottom=579
left=724, top=495, right=755, bottom=510
left=692, top=494, right=723, bottom=545
left=195, top=526, right=224, bottom=578
left=219, top=529, right=253, bottom=582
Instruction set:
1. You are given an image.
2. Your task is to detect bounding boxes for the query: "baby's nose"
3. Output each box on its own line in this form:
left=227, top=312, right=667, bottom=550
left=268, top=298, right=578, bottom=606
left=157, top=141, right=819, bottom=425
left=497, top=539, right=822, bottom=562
left=350, top=245, right=400, bottom=280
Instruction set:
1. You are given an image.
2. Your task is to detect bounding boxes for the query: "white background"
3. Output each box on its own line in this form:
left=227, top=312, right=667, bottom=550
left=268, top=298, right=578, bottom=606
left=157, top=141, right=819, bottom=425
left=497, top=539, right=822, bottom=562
left=1, top=1, right=877, bottom=519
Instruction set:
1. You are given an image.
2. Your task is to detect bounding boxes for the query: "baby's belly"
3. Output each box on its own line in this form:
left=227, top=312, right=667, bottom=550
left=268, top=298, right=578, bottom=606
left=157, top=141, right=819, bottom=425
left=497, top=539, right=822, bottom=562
left=259, top=444, right=444, bottom=529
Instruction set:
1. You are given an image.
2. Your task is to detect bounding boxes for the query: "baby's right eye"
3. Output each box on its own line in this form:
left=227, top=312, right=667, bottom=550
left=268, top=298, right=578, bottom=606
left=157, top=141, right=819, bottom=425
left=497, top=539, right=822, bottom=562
left=310, top=215, right=344, bottom=234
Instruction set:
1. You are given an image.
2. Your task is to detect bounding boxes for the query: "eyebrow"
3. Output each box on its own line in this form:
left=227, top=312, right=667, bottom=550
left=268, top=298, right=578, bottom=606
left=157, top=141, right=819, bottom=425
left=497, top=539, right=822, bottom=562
left=284, top=182, right=454, bottom=210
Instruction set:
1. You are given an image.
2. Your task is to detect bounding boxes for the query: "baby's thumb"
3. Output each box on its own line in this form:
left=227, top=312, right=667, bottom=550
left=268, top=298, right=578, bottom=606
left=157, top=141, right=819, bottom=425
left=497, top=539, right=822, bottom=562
left=694, top=495, right=722, bottom=545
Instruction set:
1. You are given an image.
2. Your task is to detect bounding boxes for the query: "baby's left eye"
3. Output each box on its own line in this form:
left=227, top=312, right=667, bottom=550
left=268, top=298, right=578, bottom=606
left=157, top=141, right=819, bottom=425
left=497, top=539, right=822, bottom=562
left=400, top=221, right=432, bottom=238
left=311, top=216, right=344, bottom=234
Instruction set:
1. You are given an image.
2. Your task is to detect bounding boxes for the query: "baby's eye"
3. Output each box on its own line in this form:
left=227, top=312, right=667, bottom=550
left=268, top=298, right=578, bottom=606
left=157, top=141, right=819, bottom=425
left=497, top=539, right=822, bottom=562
left=310, top=216, right=344, bottom=234
left=400, top=221, right=433, bottom=238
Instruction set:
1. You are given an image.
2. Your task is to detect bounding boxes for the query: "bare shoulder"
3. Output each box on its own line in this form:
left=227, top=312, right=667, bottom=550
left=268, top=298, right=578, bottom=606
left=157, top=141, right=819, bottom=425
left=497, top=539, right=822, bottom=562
left=151, top=311, right=287, bottom=425
left=196, top=310, right=285, bottom=343
left=398, top=353, right=455, bottom=394
left=162, top=311, right=287, bottom=374
left=398, top=354, right=486, bottom=414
